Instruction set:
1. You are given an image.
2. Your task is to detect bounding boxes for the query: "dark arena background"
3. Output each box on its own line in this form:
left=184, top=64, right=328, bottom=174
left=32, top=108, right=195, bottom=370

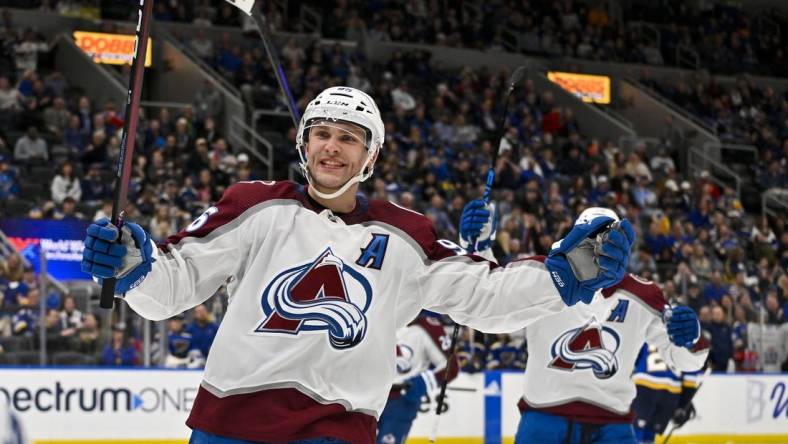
left=0, top=0, right=785, bottom=443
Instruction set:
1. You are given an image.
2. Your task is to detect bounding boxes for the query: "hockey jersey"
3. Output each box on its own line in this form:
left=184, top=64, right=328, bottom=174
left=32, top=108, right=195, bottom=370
left=122, top=180, right=568, bottom=443
left=391, top=315, right=459, bottom=396
left=632, top=344, right=703, bottom=394
left=519, top=274, right=709, bottom=423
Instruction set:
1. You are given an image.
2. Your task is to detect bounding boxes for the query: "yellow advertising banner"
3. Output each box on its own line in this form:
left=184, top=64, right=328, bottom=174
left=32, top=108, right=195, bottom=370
left=547, top=71, right=611, bottom=104
left=73, top=31, right=152, bottom=67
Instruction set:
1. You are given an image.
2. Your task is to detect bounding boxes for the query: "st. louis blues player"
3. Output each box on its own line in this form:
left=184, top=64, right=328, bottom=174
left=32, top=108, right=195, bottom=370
left=460, top=203, right=708, bottom=444
left=82, top=86, right=635, bottom=444
left=632, top=344, right=705, bottom=443
left=376, top=312, right=459, bottom=444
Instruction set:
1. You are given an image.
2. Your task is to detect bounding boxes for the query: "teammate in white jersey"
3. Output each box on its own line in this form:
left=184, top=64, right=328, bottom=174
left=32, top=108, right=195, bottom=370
left=460, top=205, right=708, bottom=444
left=0, top=400, right=27, bottom=444
left=81, top=87, right=635, bottom=444
left=377, top=312, right=459, bottom=444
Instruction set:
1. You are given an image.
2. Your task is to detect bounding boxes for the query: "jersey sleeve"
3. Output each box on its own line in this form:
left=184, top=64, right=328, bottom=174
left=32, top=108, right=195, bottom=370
left=414, top=317, right=459, bottom=389
left=643, top=288, right=709, bottom=372
left=416, top=230, right=565, bottom=333
left=123, top=181, right=285, bottom=320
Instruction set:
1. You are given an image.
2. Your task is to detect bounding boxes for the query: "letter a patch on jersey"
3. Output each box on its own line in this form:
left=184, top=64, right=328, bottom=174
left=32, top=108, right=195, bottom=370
left=549, top=316, right=621, bottom=379
left=256, top=247, right=373, bottom=349
left=607, top=299, right=629, bottom=323
left=356, top=233, right=389, bottom=270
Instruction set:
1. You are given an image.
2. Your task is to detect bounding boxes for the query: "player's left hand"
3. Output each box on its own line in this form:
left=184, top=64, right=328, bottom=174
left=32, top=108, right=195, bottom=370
left=402, top=373, right=428, bottom=403
left=664, top=306, right=700, bottom=348
left=546, top=217, right=635, bottom=305
left=459, top=199, right=497, bottom=253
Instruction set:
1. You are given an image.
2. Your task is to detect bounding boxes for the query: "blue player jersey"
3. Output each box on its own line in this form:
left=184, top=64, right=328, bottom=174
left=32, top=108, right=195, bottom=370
left=633, top=344, right=701, bottom=394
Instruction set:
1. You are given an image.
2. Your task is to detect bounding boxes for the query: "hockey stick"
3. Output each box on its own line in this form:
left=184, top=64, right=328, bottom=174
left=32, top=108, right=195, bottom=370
left=662, top=366, right=712, bottom=444
left=225, top=0, right=300, bottom=127
left=429, top=66, right=528, bottom=443
left=99, top=0, right=154, bottom=309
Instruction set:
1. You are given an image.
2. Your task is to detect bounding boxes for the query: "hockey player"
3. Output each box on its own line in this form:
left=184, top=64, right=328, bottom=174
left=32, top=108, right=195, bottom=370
left=632, top=344, right=705, bottom=444
left=459, top=203, right=708, bottom=444
left=376, top=312, right=459, bottom=444
left=81, top=86, right=635, bottom=444
left=0, top=399, right=27, bottom=444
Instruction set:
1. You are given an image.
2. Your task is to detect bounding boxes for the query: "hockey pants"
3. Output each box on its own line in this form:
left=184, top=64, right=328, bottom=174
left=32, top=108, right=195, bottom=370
left=515, top=410, right=636, bottom=444
left=190, top=429, right=349, bottom=444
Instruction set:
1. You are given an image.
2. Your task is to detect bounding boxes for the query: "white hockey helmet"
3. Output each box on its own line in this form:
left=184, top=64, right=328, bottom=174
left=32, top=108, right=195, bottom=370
left=575, top=207, right=619, bottom=225
left=296, top=86, right=385, bottom=199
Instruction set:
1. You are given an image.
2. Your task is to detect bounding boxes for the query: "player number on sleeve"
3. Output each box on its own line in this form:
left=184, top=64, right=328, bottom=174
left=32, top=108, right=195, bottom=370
left=186, top=206, right=219, bottom=232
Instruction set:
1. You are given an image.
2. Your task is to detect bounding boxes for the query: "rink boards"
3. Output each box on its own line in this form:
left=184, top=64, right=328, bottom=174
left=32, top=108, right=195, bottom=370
left=0, top=367, right=785, bottom=443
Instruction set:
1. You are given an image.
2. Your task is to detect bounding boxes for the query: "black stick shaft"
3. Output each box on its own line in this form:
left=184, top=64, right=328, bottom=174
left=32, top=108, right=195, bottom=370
left=429, top=322, right=460, bottom=442
left=433, top=67, right=528, bottom=438
left=99, top=0, right=154, bottom=309
left=251, top=5, right=300, bottom=128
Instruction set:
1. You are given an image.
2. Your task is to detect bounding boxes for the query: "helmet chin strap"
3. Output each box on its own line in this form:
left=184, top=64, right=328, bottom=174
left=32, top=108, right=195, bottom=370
left=305, top=151, right=374, bottom=201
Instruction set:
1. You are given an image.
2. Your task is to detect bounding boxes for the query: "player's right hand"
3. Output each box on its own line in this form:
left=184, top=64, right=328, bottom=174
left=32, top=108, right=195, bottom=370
left=81, top=217, right=154, bottom=294
left=672, top=402, right=696, bottom=427
left=546, top=216, right=635, bottom=306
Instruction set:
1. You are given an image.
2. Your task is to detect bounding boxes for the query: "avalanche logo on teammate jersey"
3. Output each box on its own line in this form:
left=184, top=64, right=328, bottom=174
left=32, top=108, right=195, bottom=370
left=255, top=247, right=372, bottom=350
left=549, top=316, right=621, bottom=379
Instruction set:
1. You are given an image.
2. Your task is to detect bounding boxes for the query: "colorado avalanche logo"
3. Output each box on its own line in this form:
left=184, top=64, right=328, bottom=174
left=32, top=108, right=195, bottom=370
left=549, top=316, right=621, bottom=379
left=255, top=247, right=372, bottom=350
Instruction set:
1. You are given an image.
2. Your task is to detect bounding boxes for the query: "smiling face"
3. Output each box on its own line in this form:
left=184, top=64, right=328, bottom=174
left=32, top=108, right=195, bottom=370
left=305, top=121, right=375, bottom=195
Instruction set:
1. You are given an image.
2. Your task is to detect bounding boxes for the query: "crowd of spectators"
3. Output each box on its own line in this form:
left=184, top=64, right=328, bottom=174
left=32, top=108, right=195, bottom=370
left=134, top=0, right=788, bottom=77
left=0, top=5, right=786, bottom=373
left=639, top=71, right=787, bottom=195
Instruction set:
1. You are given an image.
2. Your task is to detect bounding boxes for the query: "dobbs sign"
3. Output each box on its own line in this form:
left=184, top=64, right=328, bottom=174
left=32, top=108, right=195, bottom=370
left=73, top=31, right=152, bottom=67
left=547, top=71, right=611, bottom=104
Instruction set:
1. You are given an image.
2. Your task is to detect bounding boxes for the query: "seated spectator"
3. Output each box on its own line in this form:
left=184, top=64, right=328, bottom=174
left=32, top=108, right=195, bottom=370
left=13, top=126, right=48, bottom=164
left=59, top=294, right=83, bottom=331
left=101, top=323, right=137, bottom=366
left=164, top=314, right=205, bottom=369
left=486, top=334, right=526, bottom=370
left=80, top=163, right=111, bottom=206
left=704, top=305, right=734, bottom=372
left=54, top=196, right=85, bottom=220
left=44, top=308, right=69, bottom=353
left=703, top=271, right=729, bottom=305
left=74, top=313, right=102, bottom=357
left=51, top=161, right=82, bottom=204
left=43, top=96, right=69, bottom=135
left=1, top=253, right=25, bottom=283
left=11, top=289, right=39, bottom=337
left=189, top=29, right=214, bottom=62
left=0, top=155, right=18, bottom=199
left=186, top=304, right=218, bottom=358
left=0, top=76, right=21, bottom=112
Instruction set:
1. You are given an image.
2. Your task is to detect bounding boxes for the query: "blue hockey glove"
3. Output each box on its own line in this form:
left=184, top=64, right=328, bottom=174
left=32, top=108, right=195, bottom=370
left=81, top=217, right=154, bottom=294
left=664, top=305, right=700, bottom=348
left=546, top=217, right=635, bottom=305
left=402, top=373, right=428, bottom=403
left=459, top=199, right=497, bottom=253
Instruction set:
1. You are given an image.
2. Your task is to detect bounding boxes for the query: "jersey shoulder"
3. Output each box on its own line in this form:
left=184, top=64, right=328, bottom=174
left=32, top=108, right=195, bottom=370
left=410, top=316, right=448, bottom=353
left=168, top=180, right=302, bottom=245
left=366, top=200, right=454, bottom=261
left=602, top=274, right=667, bottom=313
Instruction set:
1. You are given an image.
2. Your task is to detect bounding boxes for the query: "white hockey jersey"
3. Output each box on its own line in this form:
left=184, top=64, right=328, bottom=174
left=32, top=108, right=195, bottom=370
left=122, top=180, right=568, bottom=443
left=520, top=274, right=709, bottom=423
left=392, top=315, right=459, bottom=395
